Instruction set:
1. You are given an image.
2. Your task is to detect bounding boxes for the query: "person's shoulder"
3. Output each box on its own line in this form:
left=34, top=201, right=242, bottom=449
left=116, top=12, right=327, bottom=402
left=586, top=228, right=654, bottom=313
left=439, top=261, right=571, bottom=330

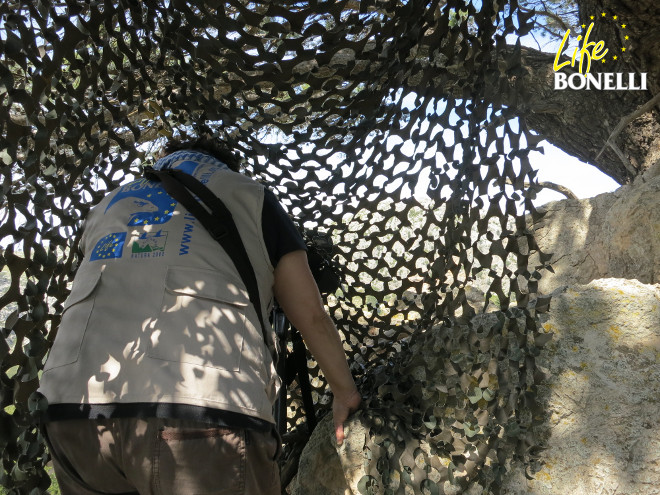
left=207, top=168, right=265, bottom=191
left=262, top=187, right=278, bottom=202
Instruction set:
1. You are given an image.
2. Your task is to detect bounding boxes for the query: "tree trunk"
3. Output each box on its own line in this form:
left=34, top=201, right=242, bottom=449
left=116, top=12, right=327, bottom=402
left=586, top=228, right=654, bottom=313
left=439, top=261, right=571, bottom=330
left=516, top=0, right=660, bottom=184
left=363, top=0, right=660, bottom=184
left=517, top=47, right=660, bottom=184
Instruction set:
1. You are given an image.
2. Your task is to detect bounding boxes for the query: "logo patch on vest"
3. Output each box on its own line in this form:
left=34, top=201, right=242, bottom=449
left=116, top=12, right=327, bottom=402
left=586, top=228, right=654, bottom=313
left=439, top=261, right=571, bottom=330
left=131, top=230, right=168, bottom=259
left=105, top=179, right=178, bottom=226
left=90, top=232, right=127, bottom=261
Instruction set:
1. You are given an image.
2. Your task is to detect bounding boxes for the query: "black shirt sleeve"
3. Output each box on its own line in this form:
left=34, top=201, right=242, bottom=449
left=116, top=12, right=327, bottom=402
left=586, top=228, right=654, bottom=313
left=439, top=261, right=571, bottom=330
left=261, top=189, right=307, bottom=267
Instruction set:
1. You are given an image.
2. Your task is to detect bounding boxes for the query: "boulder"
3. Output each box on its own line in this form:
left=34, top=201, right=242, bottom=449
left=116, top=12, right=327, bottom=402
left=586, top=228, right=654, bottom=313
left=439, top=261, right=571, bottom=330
left=292, top=415, right=367, bottom=495
left=293, top=279, right=660, bottom=495
left=530, top=175, right=660, bottom=293
left=502, top=278, right=660, bottom=494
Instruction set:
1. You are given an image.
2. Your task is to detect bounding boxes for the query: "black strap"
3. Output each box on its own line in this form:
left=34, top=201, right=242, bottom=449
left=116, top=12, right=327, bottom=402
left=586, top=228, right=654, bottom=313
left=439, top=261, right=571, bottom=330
left=290, top=329, right=317, bottom=432
left=144, top=167, right=272, bottom=356
left=274, top=306, right=317, bottom=436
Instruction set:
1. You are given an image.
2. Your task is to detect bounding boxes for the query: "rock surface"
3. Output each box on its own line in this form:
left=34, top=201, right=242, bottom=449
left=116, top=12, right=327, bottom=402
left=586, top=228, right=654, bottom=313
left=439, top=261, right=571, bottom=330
left=293, top=279, right=660, bottom=495
left=530, top=175, right=660, bottom=293
left=292, top=415, right=366, bottom=495
left=502, top=278, right=660, bottom=495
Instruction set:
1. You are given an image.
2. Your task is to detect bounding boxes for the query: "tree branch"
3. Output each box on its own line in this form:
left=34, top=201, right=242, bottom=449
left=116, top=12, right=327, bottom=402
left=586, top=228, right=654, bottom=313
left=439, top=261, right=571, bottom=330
left=506, top=178, right=578, bottom=199
left=519, top=5, right=570, bottom=33
left=535, top=180, right=578, bottom=200
left=595, top=92, right=660, bottom=176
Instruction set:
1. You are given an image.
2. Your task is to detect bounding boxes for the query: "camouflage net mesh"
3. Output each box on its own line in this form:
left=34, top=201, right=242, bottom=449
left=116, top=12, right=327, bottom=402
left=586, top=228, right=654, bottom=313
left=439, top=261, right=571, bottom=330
left=0, top=0, right=554, bottom=493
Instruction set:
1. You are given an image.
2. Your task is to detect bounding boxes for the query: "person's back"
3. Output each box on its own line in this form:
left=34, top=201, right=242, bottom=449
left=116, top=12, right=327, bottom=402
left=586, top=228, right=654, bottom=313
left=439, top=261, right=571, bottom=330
left=38, top=140, right=361, bottom=495
left=40, top=151, right=280, bottom=425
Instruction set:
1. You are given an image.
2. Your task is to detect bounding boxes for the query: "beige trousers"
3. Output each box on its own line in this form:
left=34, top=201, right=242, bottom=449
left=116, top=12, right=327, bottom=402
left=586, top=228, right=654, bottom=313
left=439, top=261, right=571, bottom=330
left=44, top=417, right=281, bottom=495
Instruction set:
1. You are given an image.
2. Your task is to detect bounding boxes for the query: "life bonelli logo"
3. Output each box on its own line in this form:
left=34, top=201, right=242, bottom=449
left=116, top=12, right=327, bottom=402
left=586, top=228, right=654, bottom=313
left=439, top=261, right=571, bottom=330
left=553, top=12, right=647, bottom=91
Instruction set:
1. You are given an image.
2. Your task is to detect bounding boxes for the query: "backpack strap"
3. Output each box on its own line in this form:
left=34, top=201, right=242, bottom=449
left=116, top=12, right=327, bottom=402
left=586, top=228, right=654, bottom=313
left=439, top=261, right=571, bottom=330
left=144, top=167, right=273, bottom=357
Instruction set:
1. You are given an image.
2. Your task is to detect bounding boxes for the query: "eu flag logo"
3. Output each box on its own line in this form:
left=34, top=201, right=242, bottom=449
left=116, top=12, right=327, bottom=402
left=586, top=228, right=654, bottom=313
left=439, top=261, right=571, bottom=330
left=90, top=233, right=127, bottom=261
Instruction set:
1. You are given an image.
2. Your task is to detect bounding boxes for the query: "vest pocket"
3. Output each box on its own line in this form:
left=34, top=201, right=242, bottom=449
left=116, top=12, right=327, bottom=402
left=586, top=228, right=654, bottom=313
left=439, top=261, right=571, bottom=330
left=148, top=266, right=250, bottom=371
left=44, top=271, right=102, bottom=371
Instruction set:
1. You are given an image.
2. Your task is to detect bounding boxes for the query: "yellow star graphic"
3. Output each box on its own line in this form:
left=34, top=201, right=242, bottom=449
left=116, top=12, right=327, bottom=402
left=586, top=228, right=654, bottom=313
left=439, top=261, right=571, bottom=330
left=622, top=47, right=626, bottom=51
left=621, top=24, right=627, bottom=28
left=582, top=24, right=586, bottom=28
left=625, top=35, right=629, bottom=40
left=613, top=55, right=618, bottom=60
left=590, top=15, right=595, bottom=20
left=601, top=58, right=606, bottom=63
left=613, top=15, right=618, bottom=20
left=601, top=12, right=606, bottom=17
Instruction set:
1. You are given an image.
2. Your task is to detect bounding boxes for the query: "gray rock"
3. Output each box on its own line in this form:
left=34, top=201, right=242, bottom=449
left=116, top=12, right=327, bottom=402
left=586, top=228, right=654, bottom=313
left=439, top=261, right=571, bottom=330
left=294, top=279, right=660, bottom=495
left=502, top=278, right=660, bottom=494
left=530, top=176, right=660, bottom=293
left=292, top=417, right=356, bottom=495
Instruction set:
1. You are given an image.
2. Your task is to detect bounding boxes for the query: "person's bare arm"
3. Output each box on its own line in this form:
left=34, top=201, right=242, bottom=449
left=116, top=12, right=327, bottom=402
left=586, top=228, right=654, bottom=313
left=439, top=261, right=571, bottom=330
left=273, top=250, right=361, bottom=445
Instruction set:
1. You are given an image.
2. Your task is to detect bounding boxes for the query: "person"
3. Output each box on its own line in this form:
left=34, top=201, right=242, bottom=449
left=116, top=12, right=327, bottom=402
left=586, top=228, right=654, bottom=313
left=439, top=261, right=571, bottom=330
left=37, top=137, right=361, bottom=495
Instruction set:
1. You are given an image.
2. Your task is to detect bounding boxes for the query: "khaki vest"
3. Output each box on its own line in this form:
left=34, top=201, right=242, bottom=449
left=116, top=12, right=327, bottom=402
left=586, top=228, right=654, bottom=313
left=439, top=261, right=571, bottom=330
left=39, top=157, right=279, bottom=424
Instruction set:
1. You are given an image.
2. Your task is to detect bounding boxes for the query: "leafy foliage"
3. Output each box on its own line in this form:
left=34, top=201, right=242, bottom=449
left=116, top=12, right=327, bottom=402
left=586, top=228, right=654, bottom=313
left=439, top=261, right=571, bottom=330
left=519, top=0, right=579, bottom=45
left=0, top=0, right=552, bottom=493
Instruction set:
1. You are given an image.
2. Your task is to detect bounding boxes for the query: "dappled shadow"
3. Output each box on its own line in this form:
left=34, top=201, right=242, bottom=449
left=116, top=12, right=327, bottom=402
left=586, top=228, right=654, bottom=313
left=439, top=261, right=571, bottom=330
left=503, top=279, right=660, bottom=494
left=2, top=1, right=551, bottom=492
left=293, top=279, right=660, bottom=495
left=39, top=211, right=278, bottom=424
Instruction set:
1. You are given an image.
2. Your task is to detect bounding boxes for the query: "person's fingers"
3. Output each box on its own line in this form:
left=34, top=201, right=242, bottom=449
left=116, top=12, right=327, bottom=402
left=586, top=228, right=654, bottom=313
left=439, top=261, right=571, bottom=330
left=333, top=391, right=361, bottom=445
left=333, top=401, right=350, bottom=445
left=335, top=419, right=345, bottom=446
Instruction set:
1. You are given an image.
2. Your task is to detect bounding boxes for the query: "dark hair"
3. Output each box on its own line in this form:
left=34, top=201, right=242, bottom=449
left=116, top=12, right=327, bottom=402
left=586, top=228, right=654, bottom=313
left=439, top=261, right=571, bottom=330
left=163, top=137, right=242, bottom=172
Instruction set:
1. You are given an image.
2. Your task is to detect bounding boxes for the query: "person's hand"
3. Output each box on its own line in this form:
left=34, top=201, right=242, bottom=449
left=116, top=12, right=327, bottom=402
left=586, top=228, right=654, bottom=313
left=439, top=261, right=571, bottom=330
left=333, top=388, right=362, bottom=446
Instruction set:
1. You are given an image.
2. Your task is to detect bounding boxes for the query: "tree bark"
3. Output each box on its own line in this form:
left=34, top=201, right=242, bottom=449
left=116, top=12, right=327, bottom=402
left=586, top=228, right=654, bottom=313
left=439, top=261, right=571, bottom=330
left=514, top=0, right=660, bottom=184
left=328, top=0, right=660, bottom=184
left=516, top=47, right=660, bottom=184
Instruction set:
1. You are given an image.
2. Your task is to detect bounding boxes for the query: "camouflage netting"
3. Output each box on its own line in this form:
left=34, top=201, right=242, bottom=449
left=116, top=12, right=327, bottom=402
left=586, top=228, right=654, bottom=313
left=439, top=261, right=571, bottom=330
left=1, top=0, right=554, bottom=493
